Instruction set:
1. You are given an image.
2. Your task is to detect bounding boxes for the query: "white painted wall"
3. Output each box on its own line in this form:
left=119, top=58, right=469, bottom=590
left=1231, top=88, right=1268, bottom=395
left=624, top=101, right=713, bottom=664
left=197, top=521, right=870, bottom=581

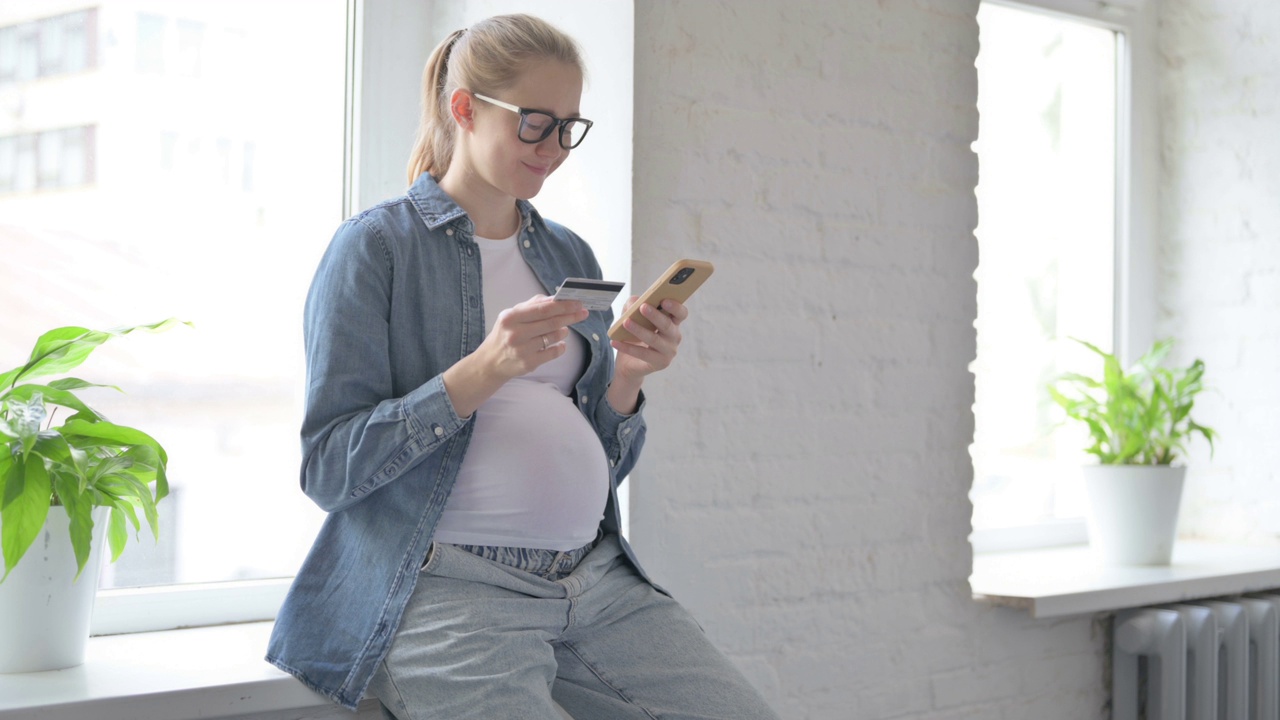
left=629, top=2, right=1106, bottom=718
left=1158, top=0, right=1280, bottom=545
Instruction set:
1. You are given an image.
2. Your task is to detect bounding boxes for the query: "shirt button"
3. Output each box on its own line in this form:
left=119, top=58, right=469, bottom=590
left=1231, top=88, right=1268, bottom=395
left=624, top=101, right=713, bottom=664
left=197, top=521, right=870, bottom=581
left=433, top=426, right=444, bottom=437
left=445, top=228, right=454, bottom=236
left=523, top=239, right=531, bottom=248
left=622, top=427, right=630, bottom=435
left=592, top=333, right=600, bottom=341
left=466, top=246, right=473, bottom=256
left=581, top=395, right=589, bottom=405
left=610, top=458, right=617, bottom=468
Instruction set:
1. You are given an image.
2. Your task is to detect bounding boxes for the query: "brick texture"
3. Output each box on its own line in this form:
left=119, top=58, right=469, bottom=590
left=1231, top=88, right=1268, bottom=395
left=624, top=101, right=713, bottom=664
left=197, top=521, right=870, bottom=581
left=628, top=2, right=1106, bottom=718
left=1159, top=0, right=1280, bottom=544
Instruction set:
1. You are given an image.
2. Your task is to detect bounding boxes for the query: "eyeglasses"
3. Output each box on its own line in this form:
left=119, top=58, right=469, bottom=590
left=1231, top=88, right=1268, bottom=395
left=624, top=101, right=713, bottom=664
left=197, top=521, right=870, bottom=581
left=472, top=93, right=593, bottom=150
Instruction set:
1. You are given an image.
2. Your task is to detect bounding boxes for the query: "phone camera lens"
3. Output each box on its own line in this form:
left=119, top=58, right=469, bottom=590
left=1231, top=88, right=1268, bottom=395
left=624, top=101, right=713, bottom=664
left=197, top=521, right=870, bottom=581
left=670, top=268, right=695, bottom=285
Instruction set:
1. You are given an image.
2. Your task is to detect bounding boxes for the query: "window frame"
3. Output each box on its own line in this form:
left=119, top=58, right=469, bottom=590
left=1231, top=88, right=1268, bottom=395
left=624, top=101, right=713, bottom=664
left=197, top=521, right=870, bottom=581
left=89, top=0, right=417, bottom=636
left=970, top=0, right=1158, bottom=554
left=85, top=0, right=358, bottom=633
left=89, top=0, right=635, bottom=636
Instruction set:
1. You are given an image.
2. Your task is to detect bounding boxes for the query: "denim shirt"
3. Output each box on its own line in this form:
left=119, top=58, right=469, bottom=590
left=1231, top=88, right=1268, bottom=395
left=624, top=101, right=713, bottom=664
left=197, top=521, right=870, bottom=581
left=265, top=174, right=648, bottom=710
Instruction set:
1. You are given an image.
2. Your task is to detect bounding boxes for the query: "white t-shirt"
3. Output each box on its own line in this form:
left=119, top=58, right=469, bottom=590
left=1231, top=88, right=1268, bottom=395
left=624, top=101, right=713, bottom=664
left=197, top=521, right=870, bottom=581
left=432, top=231, right=610, bottom=551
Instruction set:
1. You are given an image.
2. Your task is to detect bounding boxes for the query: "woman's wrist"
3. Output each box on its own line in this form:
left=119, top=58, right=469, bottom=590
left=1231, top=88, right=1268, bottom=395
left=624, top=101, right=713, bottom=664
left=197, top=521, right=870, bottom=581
left=442, top=349, right=507, bottom=419
left=606, top=374, right=643, bottom=416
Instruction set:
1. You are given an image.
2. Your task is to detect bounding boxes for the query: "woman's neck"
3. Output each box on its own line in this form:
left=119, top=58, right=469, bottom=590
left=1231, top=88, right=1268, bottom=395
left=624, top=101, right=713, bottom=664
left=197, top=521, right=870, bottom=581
left=438, top=165, right=521, bottom=239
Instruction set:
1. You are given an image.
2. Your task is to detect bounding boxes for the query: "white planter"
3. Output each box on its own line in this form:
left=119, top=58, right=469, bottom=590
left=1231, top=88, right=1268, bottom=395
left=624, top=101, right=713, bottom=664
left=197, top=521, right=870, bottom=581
left=0, top=506, right=109, bottom=673
left=1082, top=465, right=1187, bottom=566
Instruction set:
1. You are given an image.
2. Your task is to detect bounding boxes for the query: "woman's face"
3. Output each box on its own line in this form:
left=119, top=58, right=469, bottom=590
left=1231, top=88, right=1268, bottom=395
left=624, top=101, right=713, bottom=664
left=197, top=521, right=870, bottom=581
left=466, top=59, right=584, bottom=203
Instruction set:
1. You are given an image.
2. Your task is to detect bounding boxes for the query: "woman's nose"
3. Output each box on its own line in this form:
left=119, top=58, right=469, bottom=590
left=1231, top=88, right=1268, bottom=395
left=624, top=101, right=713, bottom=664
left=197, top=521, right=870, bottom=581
left=535, top=133, right=565, bottom=159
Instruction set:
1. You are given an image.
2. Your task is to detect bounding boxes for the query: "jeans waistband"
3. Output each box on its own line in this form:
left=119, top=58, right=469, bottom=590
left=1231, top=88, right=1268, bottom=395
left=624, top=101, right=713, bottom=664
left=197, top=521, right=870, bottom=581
left=452, top=535, right=600, bottom=580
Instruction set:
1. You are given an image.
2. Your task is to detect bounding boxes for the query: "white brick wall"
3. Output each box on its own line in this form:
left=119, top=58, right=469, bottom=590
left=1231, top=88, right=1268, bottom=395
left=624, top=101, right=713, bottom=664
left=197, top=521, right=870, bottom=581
left=1159, top=0, right=1280, bottom=544
left=629, top=2, right=1105, bottom=718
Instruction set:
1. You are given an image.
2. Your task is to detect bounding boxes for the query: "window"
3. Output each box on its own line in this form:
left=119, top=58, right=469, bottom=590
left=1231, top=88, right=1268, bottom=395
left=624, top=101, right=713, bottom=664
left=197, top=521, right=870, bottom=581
left=971, top=1, right=1142, bottom=550
left=0, top=1, right=348, bottom=631
left=135, top=14, right=166, bottom=74
left=0, top=9, right=96, bottom=84
left=2, top=0, right=633, bottom=633
left=0, top=126, right=94, bottom=193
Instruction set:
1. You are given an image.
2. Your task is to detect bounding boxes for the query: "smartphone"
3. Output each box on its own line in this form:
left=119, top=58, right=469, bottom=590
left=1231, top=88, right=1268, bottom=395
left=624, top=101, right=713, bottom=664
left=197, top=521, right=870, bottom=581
left=607, top=259, right=714, bottom=343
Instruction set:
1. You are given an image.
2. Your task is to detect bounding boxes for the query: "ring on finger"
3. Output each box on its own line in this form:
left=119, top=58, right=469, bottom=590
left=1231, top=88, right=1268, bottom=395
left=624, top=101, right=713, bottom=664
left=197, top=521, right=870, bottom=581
left=540, top=334, right=549, bottom=351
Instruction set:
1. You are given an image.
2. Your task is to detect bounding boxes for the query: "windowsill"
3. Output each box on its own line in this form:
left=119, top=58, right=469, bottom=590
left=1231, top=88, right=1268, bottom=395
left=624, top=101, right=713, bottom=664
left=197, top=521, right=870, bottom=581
left=7, top=543, right=1277, bottom=717
left=970, top=540, right=1280, bottom=618
left=0, top=622, right=379, bottom=719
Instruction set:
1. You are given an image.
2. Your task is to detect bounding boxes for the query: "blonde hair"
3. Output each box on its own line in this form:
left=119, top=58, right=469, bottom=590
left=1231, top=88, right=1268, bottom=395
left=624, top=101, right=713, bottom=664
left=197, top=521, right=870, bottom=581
left=407, top=14, right=585, bottom=185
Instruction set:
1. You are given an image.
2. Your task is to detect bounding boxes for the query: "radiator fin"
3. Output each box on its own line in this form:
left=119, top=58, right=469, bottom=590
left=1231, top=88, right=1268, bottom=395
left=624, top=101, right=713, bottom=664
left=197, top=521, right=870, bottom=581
left=1113, top=594, right=1280, bottom=720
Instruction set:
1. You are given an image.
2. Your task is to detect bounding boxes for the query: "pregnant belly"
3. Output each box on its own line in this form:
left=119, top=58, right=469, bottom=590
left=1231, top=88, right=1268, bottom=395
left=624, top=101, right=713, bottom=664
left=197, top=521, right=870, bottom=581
left=435, top=379, right=611, bottom=549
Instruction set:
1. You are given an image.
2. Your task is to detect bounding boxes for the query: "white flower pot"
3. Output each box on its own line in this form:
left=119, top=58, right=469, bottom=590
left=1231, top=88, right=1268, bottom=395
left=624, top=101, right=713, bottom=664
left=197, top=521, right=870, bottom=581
left=1082, top=465, right=1186, bottom=566
left=0, top=506, right=109, bottom=673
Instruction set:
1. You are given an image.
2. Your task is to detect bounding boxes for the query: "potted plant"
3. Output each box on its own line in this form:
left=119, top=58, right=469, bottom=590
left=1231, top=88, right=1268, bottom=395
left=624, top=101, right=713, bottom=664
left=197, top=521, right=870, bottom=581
left=0, top=319, right=186, bottom=673
left=1049, top=338, right=1216, bottom=565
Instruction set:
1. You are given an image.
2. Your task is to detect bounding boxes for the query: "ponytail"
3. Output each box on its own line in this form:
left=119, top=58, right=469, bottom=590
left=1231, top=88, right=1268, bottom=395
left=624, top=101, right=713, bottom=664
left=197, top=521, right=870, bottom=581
left=407, top=29, right=466, bottom=184
left=405, top=15, right=585, bottom=187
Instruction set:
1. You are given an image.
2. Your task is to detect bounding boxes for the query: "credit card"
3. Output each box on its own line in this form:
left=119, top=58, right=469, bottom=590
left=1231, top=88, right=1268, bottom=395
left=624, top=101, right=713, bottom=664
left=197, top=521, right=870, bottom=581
left=554, top=278, right=625, bottom=311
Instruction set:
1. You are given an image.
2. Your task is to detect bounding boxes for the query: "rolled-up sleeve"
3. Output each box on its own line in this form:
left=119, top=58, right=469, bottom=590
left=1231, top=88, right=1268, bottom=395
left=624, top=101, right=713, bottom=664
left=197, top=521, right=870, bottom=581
left=594, top=389, right=646, bottom=484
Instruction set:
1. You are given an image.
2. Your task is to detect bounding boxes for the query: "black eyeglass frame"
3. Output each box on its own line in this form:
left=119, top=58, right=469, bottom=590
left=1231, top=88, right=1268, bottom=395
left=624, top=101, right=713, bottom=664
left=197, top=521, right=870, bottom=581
left=472, top=92, right=593, bottom=150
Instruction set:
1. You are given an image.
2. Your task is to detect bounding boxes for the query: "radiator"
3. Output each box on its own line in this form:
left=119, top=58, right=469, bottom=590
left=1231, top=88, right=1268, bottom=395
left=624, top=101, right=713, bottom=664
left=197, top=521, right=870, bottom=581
left=1114, top=593, right=1280, bottom=720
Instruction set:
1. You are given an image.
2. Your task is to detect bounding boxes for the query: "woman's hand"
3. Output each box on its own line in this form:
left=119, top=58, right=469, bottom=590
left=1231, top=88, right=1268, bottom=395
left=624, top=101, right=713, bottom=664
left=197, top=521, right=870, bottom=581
left=606, top=297, right=688, bottom=414
left=443, top=295, right=587, bottom=418
left=482, top=295, right=587, bottom=380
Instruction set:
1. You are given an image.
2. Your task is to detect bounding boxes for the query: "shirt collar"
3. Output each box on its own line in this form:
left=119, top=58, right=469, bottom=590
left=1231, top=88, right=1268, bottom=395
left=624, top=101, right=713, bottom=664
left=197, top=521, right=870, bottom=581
left=406, top=172, right=534, bottom=235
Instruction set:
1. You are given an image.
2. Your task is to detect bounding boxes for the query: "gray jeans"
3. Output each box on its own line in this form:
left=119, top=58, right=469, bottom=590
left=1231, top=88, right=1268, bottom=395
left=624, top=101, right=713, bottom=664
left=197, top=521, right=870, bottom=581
left=368, top=533, right=780, bottom=720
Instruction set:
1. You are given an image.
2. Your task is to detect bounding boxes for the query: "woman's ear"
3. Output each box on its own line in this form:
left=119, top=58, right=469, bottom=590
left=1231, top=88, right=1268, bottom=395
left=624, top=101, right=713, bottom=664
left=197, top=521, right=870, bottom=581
left=449, top=89, right=475, bottom=130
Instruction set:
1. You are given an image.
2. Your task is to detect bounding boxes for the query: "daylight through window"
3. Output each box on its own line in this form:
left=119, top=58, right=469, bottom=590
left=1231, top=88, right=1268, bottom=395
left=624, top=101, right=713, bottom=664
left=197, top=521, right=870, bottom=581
left=971, top=2, right=1119, bottom=534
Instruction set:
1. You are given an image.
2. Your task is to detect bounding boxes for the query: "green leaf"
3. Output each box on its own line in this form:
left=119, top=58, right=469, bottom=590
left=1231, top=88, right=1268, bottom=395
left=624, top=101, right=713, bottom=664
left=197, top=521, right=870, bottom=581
left=1, top=455, right=53, bottom=582
left=53, top=474, right=95, bottom=580
left=1048, top=337, right=1217, bottom=465
left=107, top=505, right=128, bottom=563
left=1, top=451, right=23, bottom=510
left=35, top=440, right=94, bottom=506
left=1118, top=432, right=1145, bottom=462
left=47, top=377, right=122, bottom=394
left=88, top=455, right=134, bottom=485
left=0, top=319, right=190, bottom=393
left=96, top=470, right=158, bottom=537
left=130, top=476, right=160, bottom=540
left=3, top=383, right=103, bottom=422
left=1189, top=420, right=1217, bottom=457
left=4, top=384, right=103, bottom=417
left=113, top=444, right=165, bottom=500
left=59, top=419, right=168, bottom=465
left=72, top=424, right=168, bottom=506
left=1055, top=372, right=1102, bottom=389
left=1071, top=337, right=1110, bottom=360
left=153, top=463, right=169, bottom=504
left=111, top=494, right=142, bottom=534
left=68, top=445, right=90, bottom=495
left=2, top=327, right=102, bottom=392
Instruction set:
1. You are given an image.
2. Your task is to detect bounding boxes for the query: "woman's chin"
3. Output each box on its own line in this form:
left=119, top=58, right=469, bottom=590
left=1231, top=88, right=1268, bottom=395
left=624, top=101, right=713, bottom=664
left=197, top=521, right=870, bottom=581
left=513, top=181, right=546, bottom=201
